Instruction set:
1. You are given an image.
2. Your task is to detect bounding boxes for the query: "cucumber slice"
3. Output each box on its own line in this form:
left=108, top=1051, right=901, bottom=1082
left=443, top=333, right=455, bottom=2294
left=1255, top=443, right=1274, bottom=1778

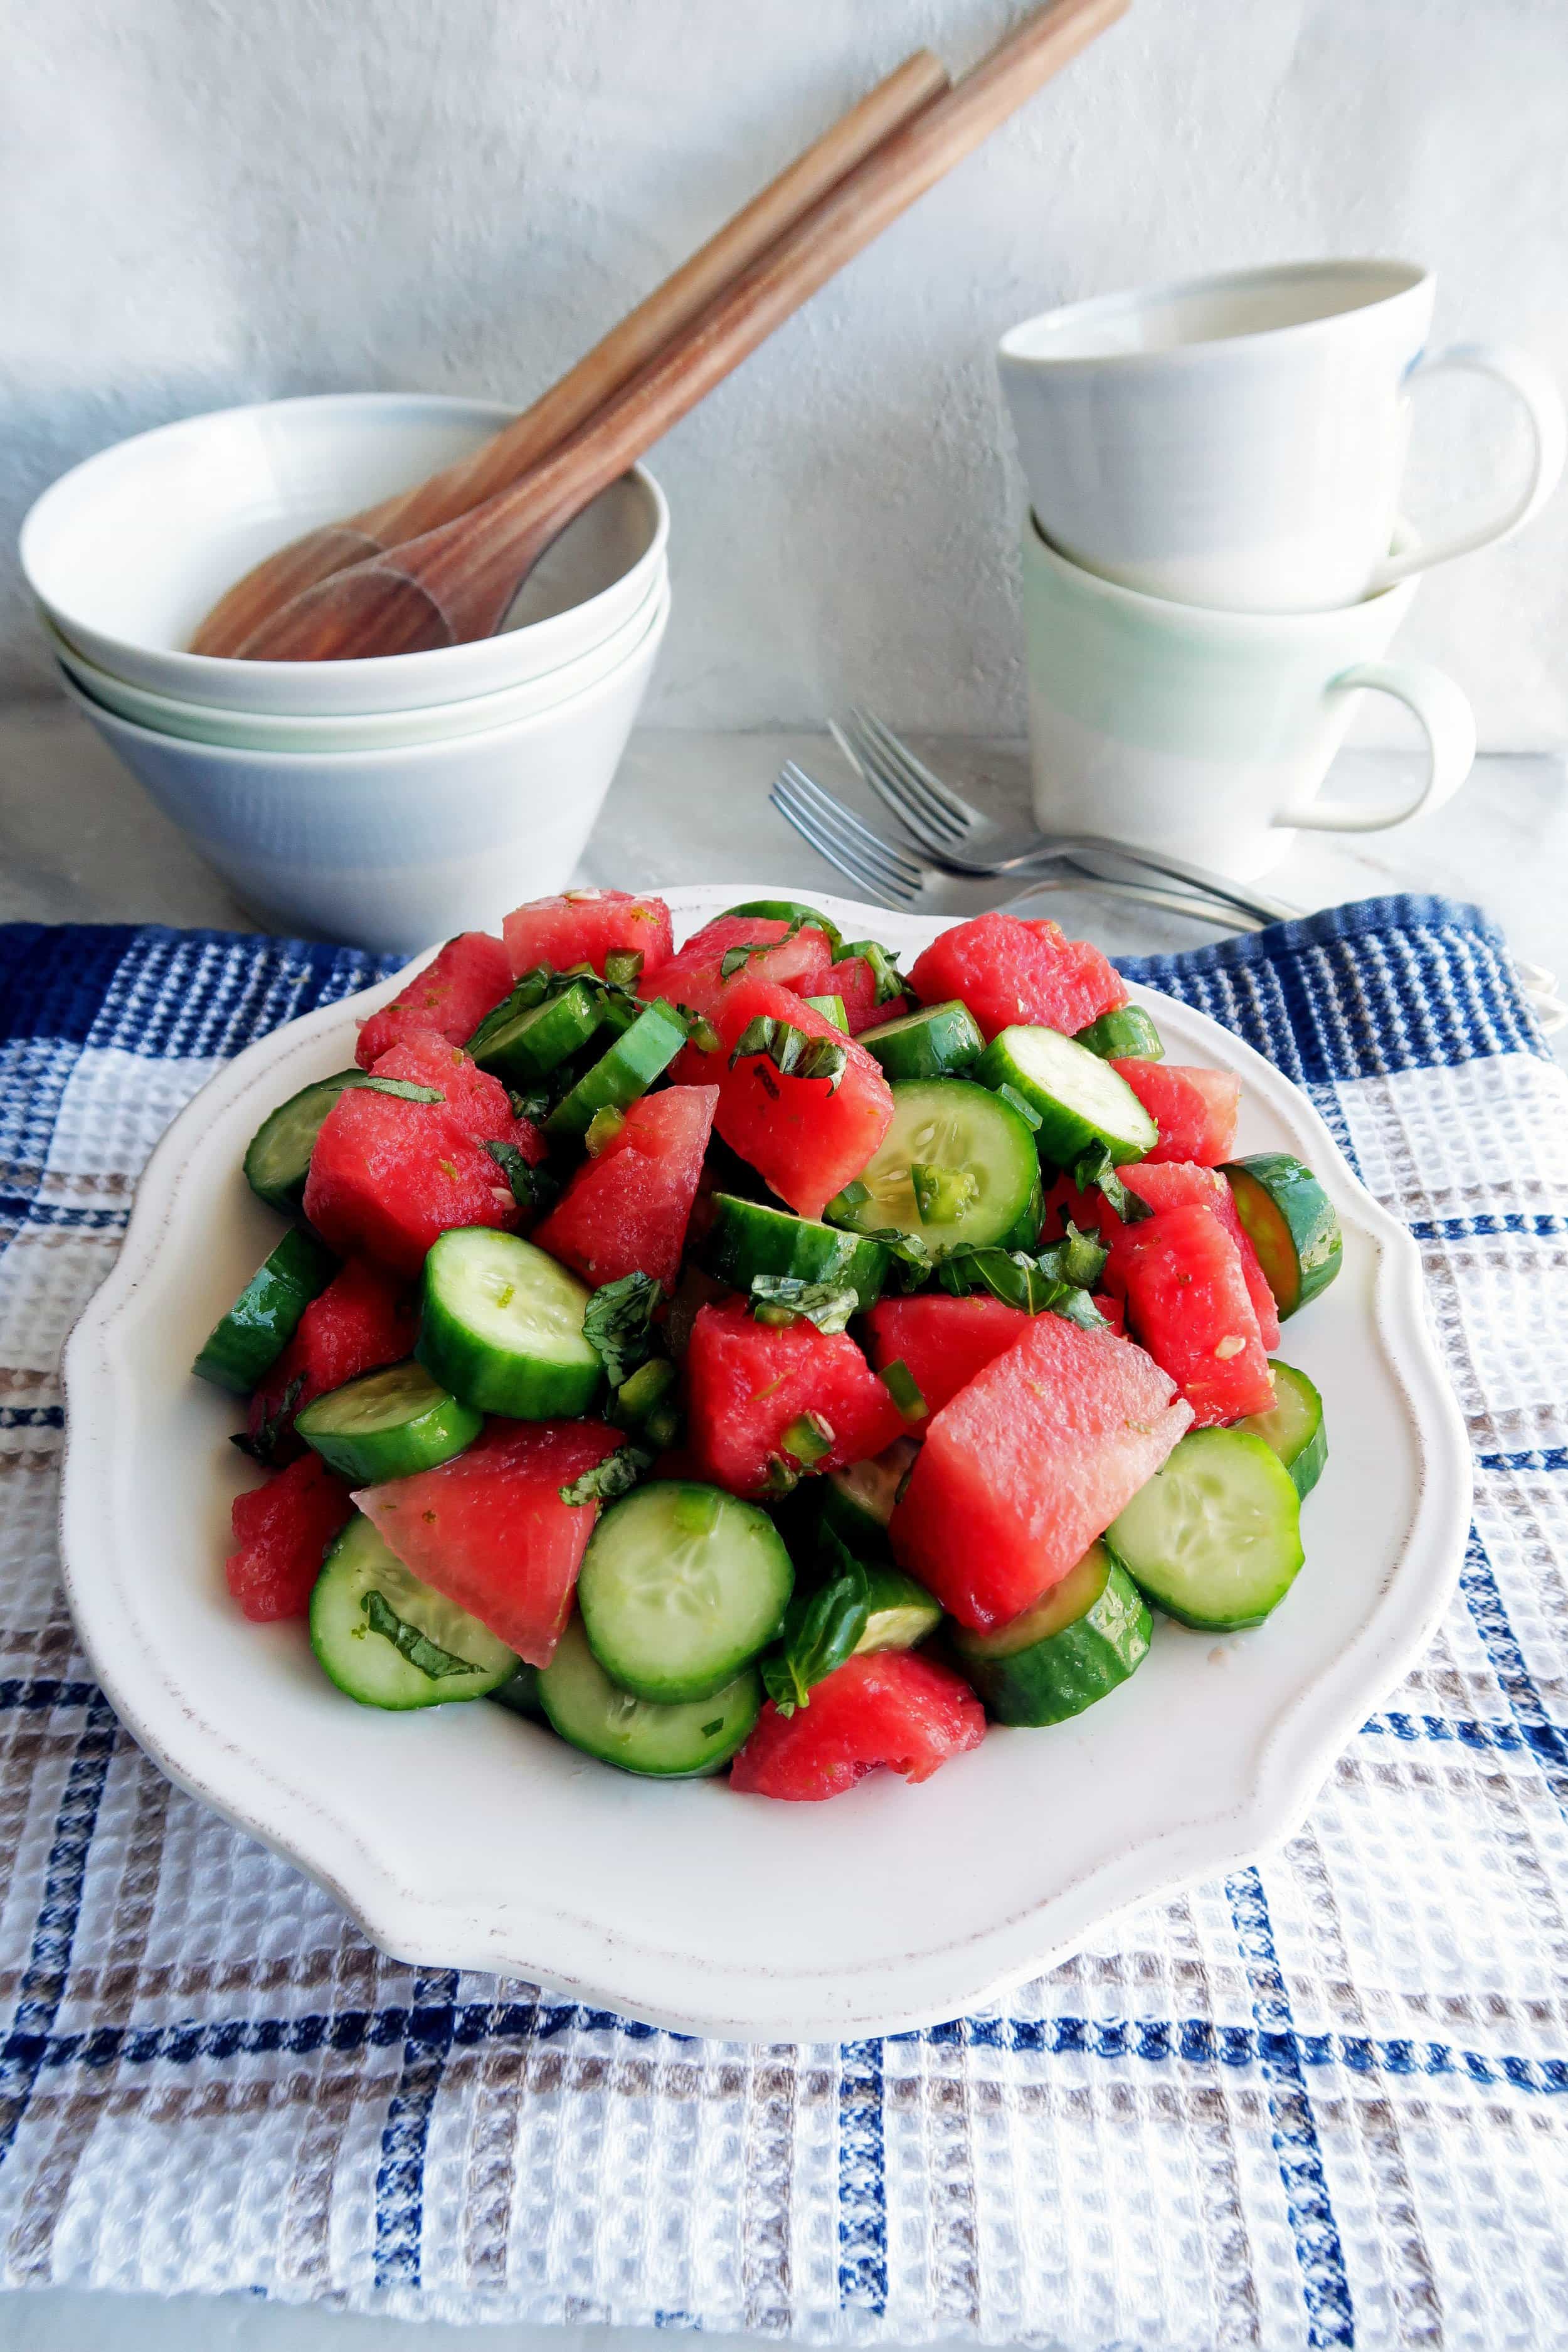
left=417, top=1229, right=602, bottom=1417
left=310, top=1515, right=517, bottom=1709
left=466, top=978, right=603, bottom=1084
left=578, top=1480, right=793, bottom=1702
left=825, top=1079, right=1043, bottom=1253
left=716, top=898, right=844, bottom=956
left=856, top=1565, right=942, bottom=1655
left=539, top=1615, right=761, bottom=1776
left=702, top=1194, right=889, bottom=1313
left=243, top=1071, right=372, bottom=1216
left=1074, top=1005, right=1164, bottom=1061
left=951, top=1540, right=1152, bottom=1724
left=857, top=999, right=985, bottom=1082
left=191, top=1228, right=336, bottom=1394
left=801, top=993, right=850, bottom=1032
left=818, top=1439, right=919, bottom=1556
left=1239, top=1360, right=1327, bottom=1499
left=545, top=1000, right=687, bottom=1144
left=1106, top=1428, right=1304, bottom=1629
left=974, top=1026, right=1157, bottom=1167
left=488, top=1661, right=546, bottom=1720
left=1223, top=1154, right=1343, bottom=1318
left=295, top=1361, right=481, bottom=1483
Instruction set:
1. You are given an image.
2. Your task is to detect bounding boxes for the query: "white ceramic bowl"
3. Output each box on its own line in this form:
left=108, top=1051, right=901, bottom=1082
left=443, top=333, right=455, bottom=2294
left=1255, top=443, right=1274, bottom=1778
left=56, top=584, right=668, bottom=953
left=21, top=392, right=669, bottom=717
left=43, top=561, right=667, bottom=753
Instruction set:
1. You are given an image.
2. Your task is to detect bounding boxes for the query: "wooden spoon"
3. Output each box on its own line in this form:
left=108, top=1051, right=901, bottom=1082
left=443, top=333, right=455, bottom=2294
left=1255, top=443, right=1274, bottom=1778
left=238, top=0, right=1127, bottom=665
left=189, top=50, right=948, bottom=657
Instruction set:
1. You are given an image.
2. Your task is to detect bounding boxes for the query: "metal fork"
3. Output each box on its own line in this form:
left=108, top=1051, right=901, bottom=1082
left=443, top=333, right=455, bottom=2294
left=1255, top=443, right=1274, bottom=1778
left=832, top=706, right=1299, bottom=929
left=770, top=763, right=1264, bottom=931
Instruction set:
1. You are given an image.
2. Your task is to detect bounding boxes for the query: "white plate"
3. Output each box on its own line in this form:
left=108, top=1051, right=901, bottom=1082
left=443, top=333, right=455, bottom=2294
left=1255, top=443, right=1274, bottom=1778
left=60, top=886, right=1471, bottom=2042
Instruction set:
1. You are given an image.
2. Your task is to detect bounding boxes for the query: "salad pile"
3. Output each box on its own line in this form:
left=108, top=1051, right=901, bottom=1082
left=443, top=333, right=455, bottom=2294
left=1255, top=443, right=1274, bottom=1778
left=196, top=888, right=1342, bottom=1801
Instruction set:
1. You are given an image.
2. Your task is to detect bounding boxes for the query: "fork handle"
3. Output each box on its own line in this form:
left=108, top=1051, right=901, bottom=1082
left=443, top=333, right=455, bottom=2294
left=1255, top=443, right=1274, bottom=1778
left=1002, top=871, right=1262, bottom=932
left=1020, top=837, right=1297, bottom=926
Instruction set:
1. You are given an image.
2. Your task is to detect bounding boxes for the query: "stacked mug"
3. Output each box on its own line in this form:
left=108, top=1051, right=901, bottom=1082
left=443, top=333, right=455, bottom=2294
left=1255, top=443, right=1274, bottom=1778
left=19, top=394, right=672, bottom=954
left=999, top=260, right=1565, bottom=880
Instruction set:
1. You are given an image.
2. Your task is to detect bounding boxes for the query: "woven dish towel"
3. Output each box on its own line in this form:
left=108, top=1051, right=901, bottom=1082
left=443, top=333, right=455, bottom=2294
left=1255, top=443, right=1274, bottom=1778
left=0, top=899, right=1564, bottom=2346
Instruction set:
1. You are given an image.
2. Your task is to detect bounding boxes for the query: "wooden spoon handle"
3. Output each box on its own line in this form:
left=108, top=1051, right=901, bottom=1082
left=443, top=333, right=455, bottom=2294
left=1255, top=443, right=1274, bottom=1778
left=189, top=49, right=948, bottom=657
left=241, top=0, right=1128, bottom=660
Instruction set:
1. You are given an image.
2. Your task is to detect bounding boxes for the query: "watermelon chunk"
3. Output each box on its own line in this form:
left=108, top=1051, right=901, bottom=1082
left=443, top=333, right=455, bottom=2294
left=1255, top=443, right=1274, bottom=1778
left=226, top=1454, right=354, bottom=1622
left=862, top=1295, right=1029, bottom=1418
left=1111, top=1059, right=1240, bottom=1166
left=730, top=1650, right=985, bottom=1801
left=302, top=1034, right=543, bottom=1276
left=649, top=916, right=835, bottom=1021
left=534, top=1085, right=718, bottom=1291
left=889, top=1316, right=1192, bottom=1630
left=356, top=1420, right=622, bottom=1666
left=674, top=976, right=893, bottom=1220
left=502, top=888, right=674, bottom=980
left=1044, top=1162, right=1280, bottom=1350
left=246, top=1258, right=418, bottom=1461
left=354, top=932, right=512, bottom=1068
left=1116, top=1202, right=1275, bottom=1426
left=685, top=1295, right=905, bottom=1500
left=907, top=912, right=1126, bottom=1041
left=827, top=956, right=909, bottom=1036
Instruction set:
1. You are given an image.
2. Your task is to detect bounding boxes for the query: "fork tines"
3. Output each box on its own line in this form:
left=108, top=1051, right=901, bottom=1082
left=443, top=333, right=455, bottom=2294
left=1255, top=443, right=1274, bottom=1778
left=768, top=763, right=928, bottom=906
left=833, top=706, right=973, bottom=849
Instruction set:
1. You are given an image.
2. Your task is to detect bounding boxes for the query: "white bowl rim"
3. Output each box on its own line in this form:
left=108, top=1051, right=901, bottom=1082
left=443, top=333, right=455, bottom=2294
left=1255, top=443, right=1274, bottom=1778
left=20, top=390, right=669, bottom=689
left=54, top=580, right=670, bottom=770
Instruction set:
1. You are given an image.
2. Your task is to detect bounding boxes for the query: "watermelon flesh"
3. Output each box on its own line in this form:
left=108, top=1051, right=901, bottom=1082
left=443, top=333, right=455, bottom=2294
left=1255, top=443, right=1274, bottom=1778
left=1111, top=1059, right=1240, bottom=1165
left=534, top=1084, right=718, bottom=1291
left=827, top=955, right=909, bottom=1036
left=1116, top=1202, right=1275, bottom=1426
left=356, top=1419, right=623, bottom=1666
left=227, top=1454, right=354, bottom=1622
left=502, top=889, right=674, bottom=980
left=862, top=1294, right=1028, bottom=1418
left=354, top=932, right=512, bottom=1068
left=247, top=1258, right=418, bottom=1461
left=890, top=1315, right=1192, bottom=1630
left=302, top=1034, right=544, bottom=1276
left=1042, top=1162, right=1281, bottom=1350
left=731, top=1650, right=985, bottom=1801
left=674, top=976, right=893, bottom=1220
left=648, top=916, right=835, bottom=1022
left=684, top=1296, right=906, bottom=1500
left=906, top=912, right=1126, bottom=1041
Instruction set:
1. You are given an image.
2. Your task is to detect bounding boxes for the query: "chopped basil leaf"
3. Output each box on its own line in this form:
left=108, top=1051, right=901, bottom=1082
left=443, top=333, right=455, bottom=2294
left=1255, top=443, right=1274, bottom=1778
left=879, top=1356, right=927, bottom=1419
left=558, top=1443, right=654, bottom=1508
left=761, top=1537, right=870, bottom=1715
left=749, top=1275, right=859, bottom=1335
left=582, top=1269, right=662, bottom=1388
left=729, top=1015, right=847, bottom=1092
left=483, top=1138, right=556, bottom=1212
left=718, top=918, right=807, bottom=981
left=361, top=1590, right=482, bottom=1680
left=230, top=1373, right=304, bottom=1465
left=360, top=1077, right=444, bottom=1103
left=935, top=1244, right=1108, bottom=1326
left=1061, top=1219, right=1110, bottom=1290
left=508, top=1086, right=550, bottom=1122
left=842, top=938, right=905, bottom=1006
left=682, top=1009, right=721, bottom=1054
left=856, top=1226, right=933, bottom=1291
left=1070, top=1142, right=1153, bottom=1223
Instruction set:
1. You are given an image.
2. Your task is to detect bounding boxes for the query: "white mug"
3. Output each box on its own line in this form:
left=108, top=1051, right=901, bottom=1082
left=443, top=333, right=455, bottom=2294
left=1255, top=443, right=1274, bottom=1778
left=999, top=260, right=1565, bottom=613
left=1021, top=517, right=1476, bottom=881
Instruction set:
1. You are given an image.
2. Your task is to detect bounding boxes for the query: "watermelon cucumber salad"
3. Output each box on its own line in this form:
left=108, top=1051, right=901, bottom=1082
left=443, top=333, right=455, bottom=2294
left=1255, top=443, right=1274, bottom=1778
left=198, top=889, right=1342, bottom=1802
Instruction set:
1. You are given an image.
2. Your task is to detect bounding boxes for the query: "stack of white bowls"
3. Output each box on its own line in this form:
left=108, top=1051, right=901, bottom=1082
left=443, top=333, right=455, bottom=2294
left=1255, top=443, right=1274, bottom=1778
left=20, top=394, right=671, bottom=953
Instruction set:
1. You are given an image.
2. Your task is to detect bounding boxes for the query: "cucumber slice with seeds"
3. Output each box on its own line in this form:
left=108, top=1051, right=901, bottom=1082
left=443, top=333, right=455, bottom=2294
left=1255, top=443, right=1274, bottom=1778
left=539, top=1615, right=761, bottom=1777
left=951, top=1541, right=1151, bottom=1725
left=192, top=1228, right=336, bottom=1394
left=295, top=1361, right=481, bottom=1483
left=416, top=1229, right=602, bottom=1418
left=1106, top=1428, right=1304, bottom=1629
left=1222, top=1155, right=1342, bottom=1318
left=578, top=1481, right=793, bottom=1703
left=545, top=1000, right=687, bottom=1143
left=310, top=1516, right=517, bottom=1710
left=857, top=999, right=985, bottom=1082
left=702, top=1194, right=889, bottom=1313
left=466, top=978, right=603, bottom=1084
left=243, top=1071, right=373, bottom=1216
left=974, top=1025, right=1157, bottom=1167
left=1074, top=1006, right=1164, bottom=1061
left=825, top=1079, right=1042, bottom=1253
left=1238, top=1360, right=1327, bottom=1499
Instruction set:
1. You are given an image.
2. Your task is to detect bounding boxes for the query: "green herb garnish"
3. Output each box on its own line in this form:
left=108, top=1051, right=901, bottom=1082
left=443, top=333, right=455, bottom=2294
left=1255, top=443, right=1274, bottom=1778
left=748, top=1276, right=859, bottom=1335
left=362, top=1591, right=482, bottom=1680
left=582, top=1269, right=663, bottom=1388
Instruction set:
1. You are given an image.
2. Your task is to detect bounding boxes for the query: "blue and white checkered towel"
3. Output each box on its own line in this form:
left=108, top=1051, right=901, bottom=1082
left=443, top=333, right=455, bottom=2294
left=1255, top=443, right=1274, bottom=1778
left=0, top=899, right=1564, bottom=2344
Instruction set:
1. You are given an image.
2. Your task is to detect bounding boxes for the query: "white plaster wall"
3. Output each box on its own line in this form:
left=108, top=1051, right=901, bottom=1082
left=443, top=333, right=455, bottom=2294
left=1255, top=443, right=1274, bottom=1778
left=4, top=0, right=1565, bottom=745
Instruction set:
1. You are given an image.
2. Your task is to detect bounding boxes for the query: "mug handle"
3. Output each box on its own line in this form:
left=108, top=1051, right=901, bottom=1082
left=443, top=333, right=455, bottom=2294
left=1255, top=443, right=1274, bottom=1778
left=1285, top=660, right=1476, bottom=835
left=1369, top=341, right=1567, bottom=590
